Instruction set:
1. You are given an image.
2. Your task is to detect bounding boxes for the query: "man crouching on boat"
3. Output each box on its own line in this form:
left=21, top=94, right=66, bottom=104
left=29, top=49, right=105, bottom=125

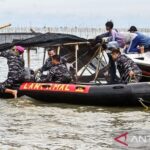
left=38, top=48, right=56, bottom=73
left=0, top=46, right=25, bottom=98
left=111, top=48, right=142, bottom=83
left=37, top=55, right=72, bottom=83
left=37, top=47, right=66, bottom=72
left=35, top=47, right=67, bottom=80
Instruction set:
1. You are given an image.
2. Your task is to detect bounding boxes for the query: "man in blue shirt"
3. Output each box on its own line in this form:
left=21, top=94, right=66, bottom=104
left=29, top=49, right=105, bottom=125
left=126, top=26, right=150, bottom=53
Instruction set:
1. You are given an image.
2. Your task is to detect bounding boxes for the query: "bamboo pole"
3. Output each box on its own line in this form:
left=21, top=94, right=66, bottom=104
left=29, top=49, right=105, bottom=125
left=30, top=28, right=36, bottom=33
left=57, top=46, right=61, bottom=55
left=27, top=48, right=31, bottom=68
left=52, top=41, right=89, bottom=47
left=78, top=47, right=100, bottom=77
left=75, top=44, right=79, bottom=81
left=0, top=23, right=11, bottom=30
left=43, top=48, right=46, bottom=65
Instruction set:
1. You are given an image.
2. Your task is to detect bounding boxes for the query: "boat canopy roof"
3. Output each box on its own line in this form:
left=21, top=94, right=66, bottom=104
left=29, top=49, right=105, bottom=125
left=0, top=32, right=89, bottom=51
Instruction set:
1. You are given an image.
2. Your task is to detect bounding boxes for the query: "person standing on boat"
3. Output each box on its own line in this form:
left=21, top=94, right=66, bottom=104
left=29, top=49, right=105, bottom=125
left=126, top=26, right=150, bottom=53
left=0, top=46, right=25, bottom=98
left=111, top=49, right=142, bottom=83
left=38, top=55, right=72, bottom=83
left=95, top=21, right=125, bottom=49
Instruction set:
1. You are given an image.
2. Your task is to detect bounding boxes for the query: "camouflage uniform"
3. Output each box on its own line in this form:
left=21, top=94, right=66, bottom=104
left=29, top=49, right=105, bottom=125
left=39, top=57, right=66, bottom=72
left=116, top=54, right=142, bottom=83
left=40, top=63, right=72, bottom=83
left=0, top=50, right=25, bottom=92
left=39, top=58, right=52, bottom=72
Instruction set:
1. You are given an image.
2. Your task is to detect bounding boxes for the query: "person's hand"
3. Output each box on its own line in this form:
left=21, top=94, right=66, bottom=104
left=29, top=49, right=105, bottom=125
left=124, top=44, right=129, bottom=49
left=139, top=46, right=144, bottom=54
left=34, top=71, right=42, bottom=82
left=129, top=70, right=135, bottom=78
left=34, top=69, right=40, bottom=75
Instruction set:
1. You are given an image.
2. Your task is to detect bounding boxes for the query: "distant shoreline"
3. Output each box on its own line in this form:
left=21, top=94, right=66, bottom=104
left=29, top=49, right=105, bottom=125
left=0, top=27, right=150, bottom=39
left=1, top=27, right=150, bottom=33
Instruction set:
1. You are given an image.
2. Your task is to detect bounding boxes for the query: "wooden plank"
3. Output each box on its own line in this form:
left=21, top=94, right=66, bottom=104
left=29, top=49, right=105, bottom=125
left=52, top=41, right=90, bottom=47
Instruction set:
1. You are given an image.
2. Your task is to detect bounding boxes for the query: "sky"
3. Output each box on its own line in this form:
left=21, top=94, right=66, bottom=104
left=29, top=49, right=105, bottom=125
left=0, top=0, right=150, bottom=28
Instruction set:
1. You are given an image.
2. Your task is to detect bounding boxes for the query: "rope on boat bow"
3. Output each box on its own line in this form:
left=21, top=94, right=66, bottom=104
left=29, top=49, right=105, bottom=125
left=128, top=73, right=150, bottom=83
left=138, top=74, right=150, bottom=78
left=138, top=98, right=149, bottom=111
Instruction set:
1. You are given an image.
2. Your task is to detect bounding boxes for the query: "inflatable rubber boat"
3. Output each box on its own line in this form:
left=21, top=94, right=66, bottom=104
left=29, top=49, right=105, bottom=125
left=13, top=82, right=150, bottom=106
left=1, top=82, right=150, bottom=106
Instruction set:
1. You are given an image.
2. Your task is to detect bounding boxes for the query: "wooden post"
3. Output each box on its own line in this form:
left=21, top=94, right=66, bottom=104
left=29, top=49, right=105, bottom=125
left=22, top=51, right=24, bottom=60
left=57, top=46, right=61, bottom=55
left=43, top=48, right=46, bottom=65
left=27, top=48, right=31, bottom=68
left=75, top=44, right=79, bottom=81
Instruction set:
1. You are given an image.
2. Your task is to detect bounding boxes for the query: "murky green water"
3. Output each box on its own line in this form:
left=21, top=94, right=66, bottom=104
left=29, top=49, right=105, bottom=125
left=0, top=49, right=150, bottom=149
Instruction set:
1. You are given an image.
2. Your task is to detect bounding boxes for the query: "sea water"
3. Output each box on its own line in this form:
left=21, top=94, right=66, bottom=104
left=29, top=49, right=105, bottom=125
left=0, top=48, right=150, bottom=150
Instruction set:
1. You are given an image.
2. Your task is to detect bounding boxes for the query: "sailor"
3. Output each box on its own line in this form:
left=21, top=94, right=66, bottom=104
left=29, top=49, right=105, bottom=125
left=37, top=47, right=66, bottom=73
left=35, top=47, right=68, bottom=80
left=0, top=46, right=25, bottom=98
left=38, top=48, right=56, bottom=73
left=38, top=55, right=72, bottom=83
left=107, top=53, right=118, bottom=84
left=111, top=48, right=142, bottom=83
left=34, top=47, right=57, bottom=81
left=95, top=21, right=125, bottom=49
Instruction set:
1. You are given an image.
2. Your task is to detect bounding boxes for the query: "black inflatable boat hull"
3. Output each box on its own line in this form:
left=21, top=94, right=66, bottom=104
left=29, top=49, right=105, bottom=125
left=18, top=82, right=150, bottom=106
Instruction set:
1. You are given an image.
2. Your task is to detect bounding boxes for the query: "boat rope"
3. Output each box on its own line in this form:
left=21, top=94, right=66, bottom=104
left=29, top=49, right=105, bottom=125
left=137, top=74, right=150, bottom=78
left=138, top=98, right=149, bottom=111
left=129, top=74, right=150, bottom=83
